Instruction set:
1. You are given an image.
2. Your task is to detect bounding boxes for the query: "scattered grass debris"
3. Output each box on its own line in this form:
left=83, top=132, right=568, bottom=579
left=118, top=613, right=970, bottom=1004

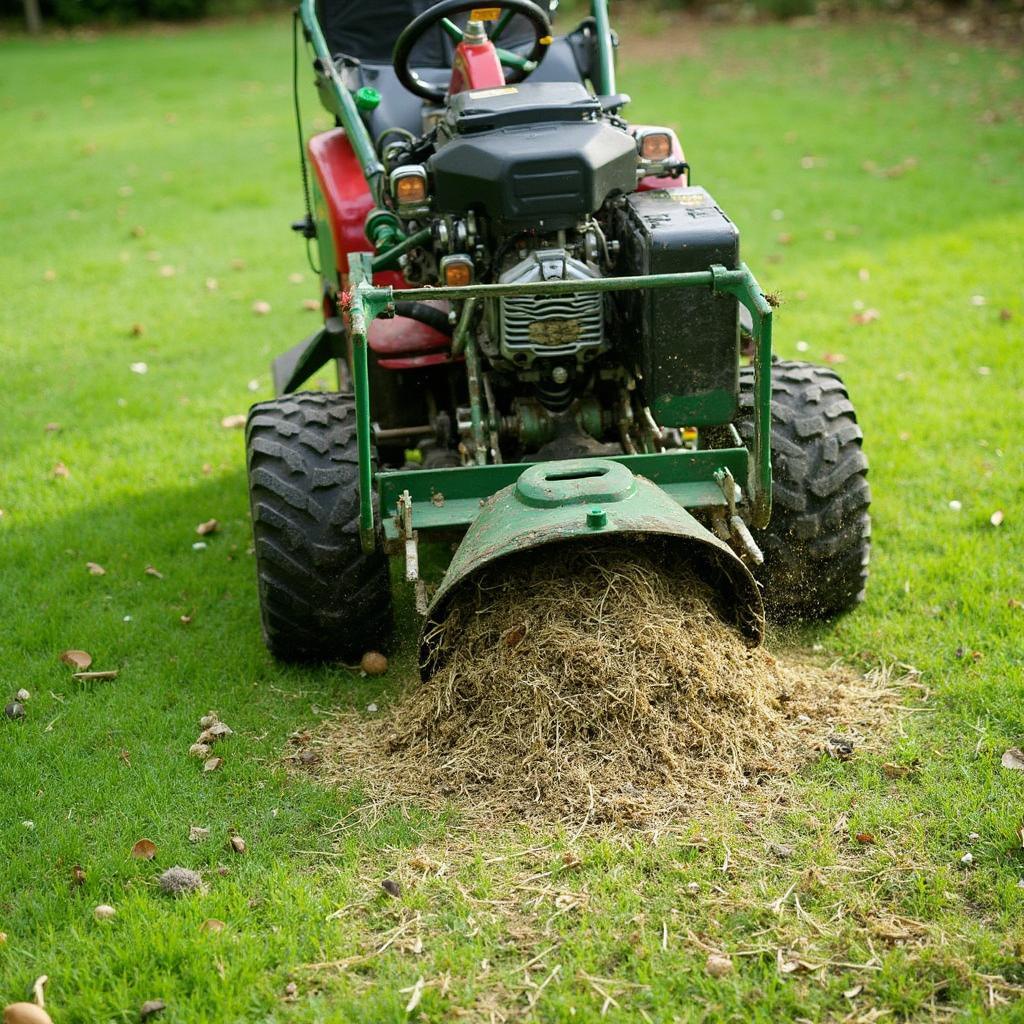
left=310, top=547, right=911, bottom=828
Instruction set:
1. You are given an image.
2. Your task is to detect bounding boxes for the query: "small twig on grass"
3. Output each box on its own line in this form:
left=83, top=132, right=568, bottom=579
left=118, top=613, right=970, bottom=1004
left=301, top=914, right=421, bottom=973
left=32, top=975, right=48, bottom=1008
left=481, top=843, right=555, bottom=865
left=769, top=881, right=797, bottom=914
left=523, top=964, right=561, bottom=1010
left=578, top=971, right=647, bottom=1017
left=794, top=893, right=831, bottom=936
left=504, top=943, right=560, bottom=978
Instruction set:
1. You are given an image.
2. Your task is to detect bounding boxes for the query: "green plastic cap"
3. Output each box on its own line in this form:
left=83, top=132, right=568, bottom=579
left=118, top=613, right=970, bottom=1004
left=586, top=507, right=608, bottom=529
left=354, top=86, right=381, bottom=112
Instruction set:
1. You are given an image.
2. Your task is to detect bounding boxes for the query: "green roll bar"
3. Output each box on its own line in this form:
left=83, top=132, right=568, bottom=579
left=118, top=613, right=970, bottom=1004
left=298, top=0, right=386, bottom=209
left=591, top=0, right=616, bottom=95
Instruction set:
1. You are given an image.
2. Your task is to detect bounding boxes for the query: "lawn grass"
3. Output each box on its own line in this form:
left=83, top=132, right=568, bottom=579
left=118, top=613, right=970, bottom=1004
left=1, top=12, right=1023, bottom=1022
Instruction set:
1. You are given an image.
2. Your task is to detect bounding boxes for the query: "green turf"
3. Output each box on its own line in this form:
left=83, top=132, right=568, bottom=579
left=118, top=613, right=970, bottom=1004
left=1, top=13, right=1022, bottom=1022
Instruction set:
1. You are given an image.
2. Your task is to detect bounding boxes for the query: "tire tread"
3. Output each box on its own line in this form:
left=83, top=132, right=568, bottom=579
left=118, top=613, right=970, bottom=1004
left=245, top=391, right=392, bottom=662
left=737, top=360, right=871, bottom=620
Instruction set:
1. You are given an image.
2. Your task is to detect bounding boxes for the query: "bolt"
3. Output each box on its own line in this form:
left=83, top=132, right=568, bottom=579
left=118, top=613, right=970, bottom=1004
left=586, top=508, right=607, bottom=529
left=551, top=366, right=569, bottom=385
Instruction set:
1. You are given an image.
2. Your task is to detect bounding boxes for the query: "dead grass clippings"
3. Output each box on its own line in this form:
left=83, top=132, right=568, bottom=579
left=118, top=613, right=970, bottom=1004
left=306, top=545, right=912, bottom=831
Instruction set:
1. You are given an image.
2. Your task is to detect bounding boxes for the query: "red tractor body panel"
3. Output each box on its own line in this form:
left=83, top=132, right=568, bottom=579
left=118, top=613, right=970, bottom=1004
left=308, top=128, right=452, bottom=366
left=308, top=128, right=374, bottom=270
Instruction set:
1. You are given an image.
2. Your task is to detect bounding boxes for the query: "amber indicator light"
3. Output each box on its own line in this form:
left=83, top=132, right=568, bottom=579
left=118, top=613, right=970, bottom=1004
left=639, top=132, right=672, bottom=162
left=395, top=175, right=427, bottom=204
left=444, top=261, right=473, bottom=287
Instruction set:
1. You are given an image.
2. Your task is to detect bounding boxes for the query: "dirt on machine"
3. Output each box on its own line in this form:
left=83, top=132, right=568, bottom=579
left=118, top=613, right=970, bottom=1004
left=243, top=0, right=872, bottom=727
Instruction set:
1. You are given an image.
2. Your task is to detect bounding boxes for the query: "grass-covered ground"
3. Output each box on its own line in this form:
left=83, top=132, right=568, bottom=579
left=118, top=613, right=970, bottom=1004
left=1, top=12, right=1022, bottom=1022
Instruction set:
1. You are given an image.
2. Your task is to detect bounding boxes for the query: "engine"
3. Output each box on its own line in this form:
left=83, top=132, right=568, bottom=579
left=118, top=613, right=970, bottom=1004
left=496, top=249, right=604, bottom=369
left=428, top=82, right=637, bottom=230
left=373, top=77, right=743, bottom=463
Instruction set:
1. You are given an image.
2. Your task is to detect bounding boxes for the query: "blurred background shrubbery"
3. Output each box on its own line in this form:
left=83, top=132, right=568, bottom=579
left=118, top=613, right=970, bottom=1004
left=2, top=0, right=283, bottom=27
left=2, top=0, right=1021, bottom=40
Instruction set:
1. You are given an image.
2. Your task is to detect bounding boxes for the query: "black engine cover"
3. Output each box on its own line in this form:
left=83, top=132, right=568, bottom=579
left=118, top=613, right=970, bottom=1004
left=429, top=83, right=636, bottom=230
left=613, top=187, right=740, bottom=427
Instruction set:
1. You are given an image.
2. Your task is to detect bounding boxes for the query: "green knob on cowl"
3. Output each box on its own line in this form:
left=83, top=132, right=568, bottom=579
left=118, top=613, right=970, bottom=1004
left=354, top=86, right=381, bottom=111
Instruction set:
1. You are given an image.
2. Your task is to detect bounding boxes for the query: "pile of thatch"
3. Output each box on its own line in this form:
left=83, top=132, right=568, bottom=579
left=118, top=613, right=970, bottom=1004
left=311, top=545, right=895, bottom=827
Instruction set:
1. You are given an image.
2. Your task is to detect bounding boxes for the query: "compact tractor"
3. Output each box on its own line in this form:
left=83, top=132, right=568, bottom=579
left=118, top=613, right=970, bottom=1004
left=245, top=0, right=871, bottom=669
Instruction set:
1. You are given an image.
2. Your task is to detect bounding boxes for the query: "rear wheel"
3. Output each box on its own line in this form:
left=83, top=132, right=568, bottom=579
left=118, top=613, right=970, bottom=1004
left=737, top=360, right=870, bottom=620
left=245, top=391, right=392, bottom=662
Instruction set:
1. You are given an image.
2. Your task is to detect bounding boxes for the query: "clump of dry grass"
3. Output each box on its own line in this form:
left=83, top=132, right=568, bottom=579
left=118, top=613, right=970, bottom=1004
left=313, top=545, right=899, bottom=827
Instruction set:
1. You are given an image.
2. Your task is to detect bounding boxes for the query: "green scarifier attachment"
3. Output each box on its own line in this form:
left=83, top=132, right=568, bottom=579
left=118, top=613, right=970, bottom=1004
left=419, top=459, right=765, bottom=679
left=339, top=253, right=776, bottom=680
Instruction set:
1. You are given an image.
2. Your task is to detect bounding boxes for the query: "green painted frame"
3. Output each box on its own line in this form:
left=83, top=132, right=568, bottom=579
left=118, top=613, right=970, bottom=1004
left=347, top=255, right=775, bottom=551
left=297, top=0, right=774, bottom=554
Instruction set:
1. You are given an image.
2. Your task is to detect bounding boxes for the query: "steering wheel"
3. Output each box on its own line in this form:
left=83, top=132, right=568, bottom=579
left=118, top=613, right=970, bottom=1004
left=393, top=0, right=553, bottom=103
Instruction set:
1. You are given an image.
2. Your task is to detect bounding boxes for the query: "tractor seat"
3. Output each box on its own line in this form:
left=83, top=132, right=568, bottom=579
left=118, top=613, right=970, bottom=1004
left=319, top=0, right=589, bottom=144
left=354, top=37, right=590, bottom=142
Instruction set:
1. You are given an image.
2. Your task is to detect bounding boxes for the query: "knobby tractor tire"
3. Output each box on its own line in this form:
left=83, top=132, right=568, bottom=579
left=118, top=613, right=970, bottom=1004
left=245, top=391, right=392, bottom=662
left=737, top=360, right=871, bottom=621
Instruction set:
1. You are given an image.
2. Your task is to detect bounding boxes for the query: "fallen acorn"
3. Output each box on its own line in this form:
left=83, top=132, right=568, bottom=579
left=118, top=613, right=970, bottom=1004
left=158, top=866, right=202, bottom=896
left=706, top=954, right=733, bottom=977
left=2, top=1003, right=53, bottom=1024
left=360, top=651, right=388, bottom=676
